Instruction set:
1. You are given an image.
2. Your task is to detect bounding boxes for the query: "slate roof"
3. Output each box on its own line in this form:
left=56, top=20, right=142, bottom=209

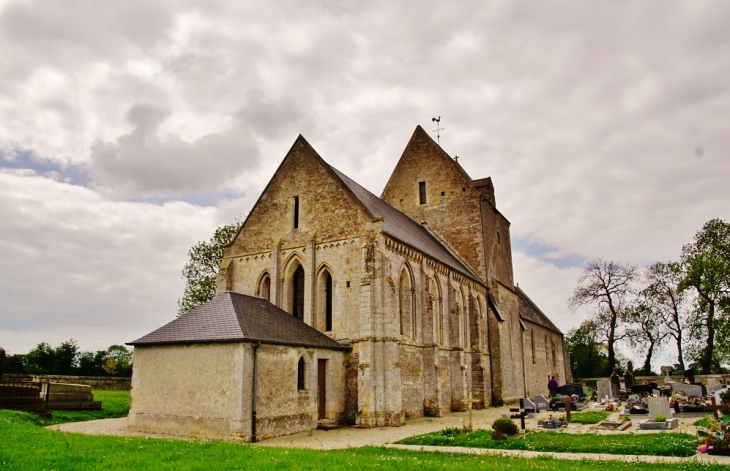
left=128, top=292, right=348, bottom=350
left=515, top=285, right=562, bottom=335
left=329, top=165, right=481, bottom=283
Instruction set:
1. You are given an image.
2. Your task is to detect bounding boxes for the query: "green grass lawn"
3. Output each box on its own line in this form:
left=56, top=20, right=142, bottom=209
left=397, top=427, right=698, bottom=457
left=568, top=410, right=611, bottom=424
left=0, top=410, right=725, bottom=471
left=18, top=389, right=131, bottom=426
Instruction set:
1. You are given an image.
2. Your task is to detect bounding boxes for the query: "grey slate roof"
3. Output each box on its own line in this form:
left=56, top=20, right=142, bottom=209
left=128, top=292, right=348, bottom=350
left=515, top=285, right=562, bottom=335
left=329, top=166, right=480, bottom=282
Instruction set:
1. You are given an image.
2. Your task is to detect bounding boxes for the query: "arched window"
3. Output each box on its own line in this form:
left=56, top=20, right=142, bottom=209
left=399, top=268, right=414, bottom=338
left=258, top=273, right=271, bottom=301
left=292, top=265, right=305, bottom=320
left=456, top=288, right=469, bottom=348
left=551, top=339, right=557, bottom=368
left=297, top=356, right=305, bottom=390
left=325, top=273, right=333, bottom=331
left=531, top=329, right=536, bottom=364
left=316, top=268, right=334, bottom=332
left=433, top=277, right=444, bottom=345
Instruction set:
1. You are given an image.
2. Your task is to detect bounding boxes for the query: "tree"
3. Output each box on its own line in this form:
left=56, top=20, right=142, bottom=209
left=641, top=261, right=689, bottom=372
left=679, top=218, right=730, bottom=374
left=105, top=345, right=133, bottom=377
left=565, top=319, right=608, bottom=378
left=24, top=342, right=55, bottom=374
left=623, top=301, right=669, bottom=375
left=178, top=222, right=242, bottom=315
left=55, top=339, right=80, bottom=375
left=569, top=258, right=637, bottom=375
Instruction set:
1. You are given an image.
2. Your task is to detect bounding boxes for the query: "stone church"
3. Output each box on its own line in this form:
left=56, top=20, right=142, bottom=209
left=128, top=125, right=570, bottom=441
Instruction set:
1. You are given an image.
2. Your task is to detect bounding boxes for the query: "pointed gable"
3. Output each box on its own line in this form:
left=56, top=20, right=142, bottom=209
left=228, top=135, right=376, bottom=255
left=380, top=125, right=489, bottom=280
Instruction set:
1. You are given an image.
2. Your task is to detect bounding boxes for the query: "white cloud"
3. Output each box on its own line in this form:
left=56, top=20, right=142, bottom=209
left=0, top=170, right=216, bottom=353
left=1, top=0, right=730, bottom=359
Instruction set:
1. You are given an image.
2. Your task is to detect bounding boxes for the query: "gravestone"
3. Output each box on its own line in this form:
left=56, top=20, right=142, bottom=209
left=653, top=389, right=660, bottom=397
left=611, top=383, right=620, bottom=398
left=597, top=379, right=613, bottom=399
left=556, top=383, right=584, bottom=399
left=647, top=397, right=671, bottom=421
left=672, top=383, right=703, bottom=397
left=661, top=365, right=673, bottom=377
left=610, top=371, right=621, bottom=391
left=534, top=394, right=550, bottom=411
left=624, top=361, right=635, bottom=390
left=521, top=397, right=538, bottom=418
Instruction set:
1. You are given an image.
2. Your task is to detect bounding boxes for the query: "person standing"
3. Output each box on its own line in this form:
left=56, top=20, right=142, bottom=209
left=548, top=375, right=559, bottom=398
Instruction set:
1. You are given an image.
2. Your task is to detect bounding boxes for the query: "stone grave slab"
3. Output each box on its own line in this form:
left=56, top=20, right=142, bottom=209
left=597, top=379, right=612, bottom=399
left=647, top=397, right=672, bottom=421
left=534, top=394, right=550, bottom=412
left=672, top=383, right=703, bottom=397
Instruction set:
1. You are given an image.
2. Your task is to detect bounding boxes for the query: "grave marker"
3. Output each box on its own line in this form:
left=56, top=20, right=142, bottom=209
left=534, top=394, right=550, bottom=411
left=672, top=383, right=703, bottom=397
left=647, top=397, right=671, bottom=421
left=597, top=379, right=612, bottom=399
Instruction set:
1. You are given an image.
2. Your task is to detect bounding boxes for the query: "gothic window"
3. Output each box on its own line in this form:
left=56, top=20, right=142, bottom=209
left=258, top=273, right=271, bottom=302
left=399, top=268, right=414, bottom=338
left=419, top=181, right=426, bottom=205
left=456, top=289, right=469, bottom=348
left=297, top=356, right=305, bottom=390
left=293, top=196, right=300, bottom=229
left=545, top=335, right=549, bottom=365
left=531, top=329, right=536, bottom=364
left=551, top=340, right=556, bottom=368
left=433, top=277, right=444, bottom=345
left=316, top=268, right=334, bottom=332
left=292, top=265, right=305, bottom=320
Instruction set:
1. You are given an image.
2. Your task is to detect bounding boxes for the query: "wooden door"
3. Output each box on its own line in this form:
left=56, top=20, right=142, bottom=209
left=318, top=359, right=326, bottom=419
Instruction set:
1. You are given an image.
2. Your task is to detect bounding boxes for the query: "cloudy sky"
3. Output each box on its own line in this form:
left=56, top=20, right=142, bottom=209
left=1, top=1, right=728, bottom=370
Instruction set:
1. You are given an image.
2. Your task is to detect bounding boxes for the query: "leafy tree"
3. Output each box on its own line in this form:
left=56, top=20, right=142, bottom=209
left=55, top=339, right=80, bottom=375
left=624, top=301, right=669, bottom=375
left=24, top=342, right=55, bottom=374
left=569, top=259, right=637, bottom=375
left=565, top=319, right=608, bottom=378
left=3, top=352, right=27, bottom=374
left=178, top=222, right=242, bottom=315
left=641, top=261, right=689, bottom=372
left=104, top=345, right=133, bottom=377
left=679, top=218, right=730, bottom=374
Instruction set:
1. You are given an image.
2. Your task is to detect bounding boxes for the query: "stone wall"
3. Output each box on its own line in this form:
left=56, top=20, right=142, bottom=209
left=129, top=342, right=347, bottom=442
left=128, top=343, right=247, bottom=440
left=521, top=323, right=568, bottom=398
left=4, top=374, right=130, bottom=390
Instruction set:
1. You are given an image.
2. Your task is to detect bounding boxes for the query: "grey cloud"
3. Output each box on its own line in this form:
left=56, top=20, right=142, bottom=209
left=89, top=103, right=261, bottom=197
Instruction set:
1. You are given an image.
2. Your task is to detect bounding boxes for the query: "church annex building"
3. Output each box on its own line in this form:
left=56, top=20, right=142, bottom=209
left=128, top=125, right=571, bottom=441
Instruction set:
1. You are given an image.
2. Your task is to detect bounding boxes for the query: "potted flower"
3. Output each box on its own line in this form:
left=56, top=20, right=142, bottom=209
left=670, top=393, right=682, bottom=413
left=701, top=417, right=730, bottom=455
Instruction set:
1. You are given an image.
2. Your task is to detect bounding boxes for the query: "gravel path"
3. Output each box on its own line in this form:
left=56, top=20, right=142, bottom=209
left=48, top=408, right=730, bottom=465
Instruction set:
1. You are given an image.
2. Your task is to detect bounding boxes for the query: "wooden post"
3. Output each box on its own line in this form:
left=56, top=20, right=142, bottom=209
left=467, top=392, right=473, bottom=430
left=565, top=396, right=571, bottom=423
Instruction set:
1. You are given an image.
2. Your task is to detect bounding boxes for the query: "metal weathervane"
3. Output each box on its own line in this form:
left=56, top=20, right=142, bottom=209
left=432, top=116, right=443, bottom=145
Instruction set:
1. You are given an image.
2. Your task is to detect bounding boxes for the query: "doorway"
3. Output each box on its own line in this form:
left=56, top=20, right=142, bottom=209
left=318, top=359, right=327, bottom=419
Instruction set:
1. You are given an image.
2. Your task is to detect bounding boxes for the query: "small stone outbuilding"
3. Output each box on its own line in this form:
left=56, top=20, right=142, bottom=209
left=127, top=292, right=348, bottom=441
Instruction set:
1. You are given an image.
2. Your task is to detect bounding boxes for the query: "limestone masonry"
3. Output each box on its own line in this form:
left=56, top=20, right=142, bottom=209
left=128, top=125, right=570, bottom=441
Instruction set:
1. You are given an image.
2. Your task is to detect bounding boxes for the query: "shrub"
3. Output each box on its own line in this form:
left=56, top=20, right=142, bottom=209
left=491, top=418, right=519, bottom=436
left=653, top=414, right=667, bottom=422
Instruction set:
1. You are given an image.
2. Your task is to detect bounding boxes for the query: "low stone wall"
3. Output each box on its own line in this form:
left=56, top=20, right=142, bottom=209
left=577, top=374, right=730, bottom=390
left=4, top=374, right=131, bottom=390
